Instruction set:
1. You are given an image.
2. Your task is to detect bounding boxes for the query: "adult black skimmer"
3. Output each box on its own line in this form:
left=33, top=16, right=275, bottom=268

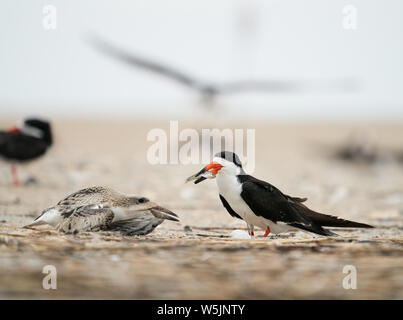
left=187, top=151, right=373, bottom=237
left=25, top=186, right=179, bottom=235
left=0, top=118, right=52, bottom=186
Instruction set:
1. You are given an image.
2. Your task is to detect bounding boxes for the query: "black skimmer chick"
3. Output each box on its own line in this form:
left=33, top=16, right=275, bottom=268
left=0, top=118, right=52, bottom=186
left=24, top=186, right=179, bottom=235
left=187, top=151, right=373, bottom=237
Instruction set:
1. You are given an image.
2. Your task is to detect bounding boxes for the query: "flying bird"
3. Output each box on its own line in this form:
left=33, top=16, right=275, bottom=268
left=0, top=118, right=52, bottom=186
left=88, top=36, right=309, bottom=106
left=25, top=186, right=179, bottom=235
left=187, top=151, right=373, bottom=237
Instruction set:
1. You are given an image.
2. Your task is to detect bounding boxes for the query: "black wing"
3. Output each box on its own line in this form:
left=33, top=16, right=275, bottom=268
left=219, top=194, right=243, bottom=220
left=239, top=175, right=311, bottom=225
left=89, top=36, right=206, bottom=91
left=238, top=175, right=335, bottom=236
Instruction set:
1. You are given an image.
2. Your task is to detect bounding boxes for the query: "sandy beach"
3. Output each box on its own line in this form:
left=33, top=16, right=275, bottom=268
left=0, top=120, right=402, bottom=299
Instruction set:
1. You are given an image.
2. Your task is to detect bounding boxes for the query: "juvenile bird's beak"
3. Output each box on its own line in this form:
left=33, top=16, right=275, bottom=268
left=186, top=162, right=223, bottom=184
left=133, top=200, right=179, bottom=221
left=149, top=205, right=179, bottom=222
left=117, top=201, right=180, bottom=222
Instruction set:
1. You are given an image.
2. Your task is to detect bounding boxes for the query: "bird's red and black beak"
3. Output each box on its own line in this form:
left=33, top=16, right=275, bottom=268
left=186, top=162, right=224, bottom=184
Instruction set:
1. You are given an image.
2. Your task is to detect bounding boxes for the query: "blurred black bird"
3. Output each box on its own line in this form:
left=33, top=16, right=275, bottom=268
left=0, top=118, right=52, bottom=186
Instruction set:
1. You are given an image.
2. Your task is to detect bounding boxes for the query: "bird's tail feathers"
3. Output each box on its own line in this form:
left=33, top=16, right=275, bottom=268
left=289, top=222, right=340, bottom=237
left=307, top=211, right=373, bottom=228
left=292, top=203, right=373, bottom=228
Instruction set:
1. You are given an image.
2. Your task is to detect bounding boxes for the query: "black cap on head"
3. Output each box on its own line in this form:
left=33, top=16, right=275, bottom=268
left=214, top=151, right=242, bottom=167
left=24, top=118, right=52, bottom=145
left=24, top=118, right=50, bottom=129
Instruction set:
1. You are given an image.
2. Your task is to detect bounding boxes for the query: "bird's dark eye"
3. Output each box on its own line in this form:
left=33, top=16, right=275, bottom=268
left=138, top=197, right=148, bottom=204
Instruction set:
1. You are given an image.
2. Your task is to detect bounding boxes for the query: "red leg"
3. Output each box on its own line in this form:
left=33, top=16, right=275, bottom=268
left=247, top=224, right=255, bottom=237
left=11, top=164, right=20, bottom=187
left=263, top=226, right=271, bottom=237
left=248, top=225, right=255, bottom=237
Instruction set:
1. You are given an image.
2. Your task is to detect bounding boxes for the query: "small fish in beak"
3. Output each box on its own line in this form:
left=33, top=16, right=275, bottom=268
left=186, top=162, right=223, bottom=184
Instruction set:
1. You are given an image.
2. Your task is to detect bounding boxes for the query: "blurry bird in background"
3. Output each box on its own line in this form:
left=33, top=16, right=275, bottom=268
left=0, top=118, right=52, bottom=186
left=88, top=35, right=358, bottom=108
left=334, top=130, right=403, bottom=166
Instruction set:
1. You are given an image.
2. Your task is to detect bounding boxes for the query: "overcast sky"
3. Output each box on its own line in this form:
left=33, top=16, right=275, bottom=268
left=1, top=0, right=402, bottom=120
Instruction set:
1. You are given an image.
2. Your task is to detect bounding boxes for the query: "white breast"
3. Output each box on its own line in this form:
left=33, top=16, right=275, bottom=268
left=216, top=174, right=266, bottom=229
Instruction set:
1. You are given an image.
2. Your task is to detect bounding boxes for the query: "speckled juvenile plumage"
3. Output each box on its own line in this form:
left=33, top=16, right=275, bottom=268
left=26, top=186, right=179, bottom=235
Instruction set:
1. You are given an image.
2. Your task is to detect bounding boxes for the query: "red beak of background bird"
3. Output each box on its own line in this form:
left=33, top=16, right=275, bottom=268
left=186, top=162, right=223, bottom=184
left=7, top=125, right=20, bottom=134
